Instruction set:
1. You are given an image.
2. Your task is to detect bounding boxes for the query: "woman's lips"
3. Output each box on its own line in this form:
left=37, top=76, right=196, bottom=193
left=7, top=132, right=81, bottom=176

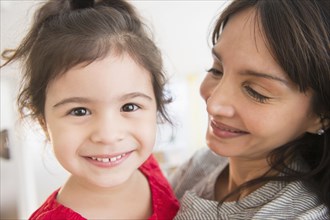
left=210, top=120, right=249, bottom=138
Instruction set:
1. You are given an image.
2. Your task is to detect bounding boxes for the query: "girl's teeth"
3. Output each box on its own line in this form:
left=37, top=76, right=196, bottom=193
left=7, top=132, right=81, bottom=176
left=101, top=158, right=109, bottom=163
left=91, top=153, right=126, bottom=163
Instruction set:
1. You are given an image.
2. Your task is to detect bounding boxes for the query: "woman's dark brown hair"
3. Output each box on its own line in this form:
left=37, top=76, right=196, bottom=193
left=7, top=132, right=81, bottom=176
left=212, top=0, right=330, bottom=209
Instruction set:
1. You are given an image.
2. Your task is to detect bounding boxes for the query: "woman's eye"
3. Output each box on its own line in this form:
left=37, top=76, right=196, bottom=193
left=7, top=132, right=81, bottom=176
left=69, top=107, right=91, bottom=116
left=244, top=86, right=271, bottom=104
left=121, top=103, right=140, bottom=112
left=207, top=68, right=223, bottom=77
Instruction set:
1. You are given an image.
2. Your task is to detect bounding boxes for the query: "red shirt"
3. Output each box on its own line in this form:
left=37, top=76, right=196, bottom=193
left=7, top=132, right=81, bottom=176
left=29, top=155, right=179, bottom=220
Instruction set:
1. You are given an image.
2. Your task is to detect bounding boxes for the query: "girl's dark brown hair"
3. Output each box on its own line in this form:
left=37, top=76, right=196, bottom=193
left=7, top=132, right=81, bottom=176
left=1, top=0, right=172, bottom=128
left=212, top=0, right=330, bottom=209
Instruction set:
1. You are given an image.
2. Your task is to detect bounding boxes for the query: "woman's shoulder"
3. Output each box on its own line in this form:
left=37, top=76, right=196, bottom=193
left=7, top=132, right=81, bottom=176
left=252, top=156, right=329, bottom=219
left=255, top=180, right=329, bottom=219
left=175, top=182, right=329, bottom=220
left=282, top=180, right=328, bottom=213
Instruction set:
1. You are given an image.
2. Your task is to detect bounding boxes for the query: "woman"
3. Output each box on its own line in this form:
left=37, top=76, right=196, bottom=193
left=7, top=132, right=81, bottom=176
left=170, top=0, right=330, bottom=219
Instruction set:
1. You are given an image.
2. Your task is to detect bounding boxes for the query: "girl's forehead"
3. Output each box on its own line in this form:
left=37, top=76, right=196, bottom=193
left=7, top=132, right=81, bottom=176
left=50, top=52, right=152, bottom=88
left=45, top=52, right=156, bottom=108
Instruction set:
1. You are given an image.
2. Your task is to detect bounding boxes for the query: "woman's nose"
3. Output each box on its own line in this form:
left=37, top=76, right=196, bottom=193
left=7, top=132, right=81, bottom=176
left=203, top=80, right=235, bottom=118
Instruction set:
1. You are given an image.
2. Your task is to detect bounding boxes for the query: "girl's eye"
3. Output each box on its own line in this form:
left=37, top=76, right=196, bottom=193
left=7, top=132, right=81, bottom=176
left=69, top=107, right=91, bottom=116
left=244, top=86, right=271, bottom=104
left=121, top=103, right=140, bottom=112
left=207, top=68, right=223, bottom=78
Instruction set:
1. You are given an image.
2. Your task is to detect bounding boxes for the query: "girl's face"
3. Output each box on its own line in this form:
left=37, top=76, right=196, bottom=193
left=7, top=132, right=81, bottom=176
left=200, top=8, right=320, bottom=161
left=44, top=53, right=157, bottom=188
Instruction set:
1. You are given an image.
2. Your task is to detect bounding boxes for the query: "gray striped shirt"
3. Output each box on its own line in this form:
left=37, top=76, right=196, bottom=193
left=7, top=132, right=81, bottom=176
left=170, top=148, right=329, bottom=220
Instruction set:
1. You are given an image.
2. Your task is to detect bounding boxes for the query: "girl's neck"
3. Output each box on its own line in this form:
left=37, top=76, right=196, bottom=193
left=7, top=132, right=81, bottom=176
left=57, top=170, right=152, bottom=219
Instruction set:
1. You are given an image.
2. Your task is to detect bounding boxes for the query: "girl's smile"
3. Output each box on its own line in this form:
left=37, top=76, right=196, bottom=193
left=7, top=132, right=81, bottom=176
left=86, top=151, right=133, bottom=168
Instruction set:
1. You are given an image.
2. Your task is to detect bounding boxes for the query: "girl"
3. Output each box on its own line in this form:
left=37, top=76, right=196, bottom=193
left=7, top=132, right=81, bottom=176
left=171, top=0, right=330, bottom=219
left=1, top=0, right=179, bottom=219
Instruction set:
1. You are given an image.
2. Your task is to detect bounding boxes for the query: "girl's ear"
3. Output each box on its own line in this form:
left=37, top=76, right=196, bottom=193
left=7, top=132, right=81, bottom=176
left=38, top=117, right=50, bottom=140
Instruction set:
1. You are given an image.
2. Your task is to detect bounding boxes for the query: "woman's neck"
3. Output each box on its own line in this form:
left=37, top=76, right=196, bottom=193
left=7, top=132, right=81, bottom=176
left=215, top=157, right=273, bottom=202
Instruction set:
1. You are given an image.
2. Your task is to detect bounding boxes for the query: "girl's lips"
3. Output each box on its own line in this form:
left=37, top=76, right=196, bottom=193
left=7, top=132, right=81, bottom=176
left=91, top=153, right=127, bottom=163
left=85, top=151, right=133, bottom=168
left=210, top=120, right=249, bottom=138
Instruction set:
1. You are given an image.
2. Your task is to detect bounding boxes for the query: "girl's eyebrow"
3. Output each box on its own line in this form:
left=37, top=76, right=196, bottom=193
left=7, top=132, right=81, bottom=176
left=53, top=97, right=90, bottom=108
left=53, top=92, right=153, bottom=108
left=211, top=48, right=288, bottom=85
left=119, top=92, right=154, bottom=102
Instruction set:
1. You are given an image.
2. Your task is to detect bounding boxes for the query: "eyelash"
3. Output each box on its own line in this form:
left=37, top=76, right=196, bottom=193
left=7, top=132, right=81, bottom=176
left=121, top=103, right=140, bottom=112
left=207, top=67, right=272, bottom=104
left=68, top=104, right=140, bottom=116
left=69, top=107, right=91, bottom=116
left=243, top=85, right=270, bottom=104
left=207, top=68, right=223, bottom=77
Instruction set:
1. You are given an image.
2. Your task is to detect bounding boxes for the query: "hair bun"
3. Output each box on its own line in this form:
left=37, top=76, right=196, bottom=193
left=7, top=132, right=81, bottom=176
left=70, top=0, right=94, bottom=10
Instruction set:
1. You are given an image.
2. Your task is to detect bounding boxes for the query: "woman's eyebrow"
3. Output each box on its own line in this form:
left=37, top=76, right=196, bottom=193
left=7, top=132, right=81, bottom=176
left=211, top=48, right=222, bottom=62
left=212, top=48, right=288, bottom=85
left=241, top=70, right=289, bottom=86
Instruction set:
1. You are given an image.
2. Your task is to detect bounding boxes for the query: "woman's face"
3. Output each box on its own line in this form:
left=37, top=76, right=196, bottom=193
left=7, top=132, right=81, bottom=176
left=200, top=8, right=320, bottom=160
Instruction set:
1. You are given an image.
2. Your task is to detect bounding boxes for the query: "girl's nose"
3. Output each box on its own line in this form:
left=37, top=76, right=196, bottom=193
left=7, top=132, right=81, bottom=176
left=90, top=114, right=124, bottom=145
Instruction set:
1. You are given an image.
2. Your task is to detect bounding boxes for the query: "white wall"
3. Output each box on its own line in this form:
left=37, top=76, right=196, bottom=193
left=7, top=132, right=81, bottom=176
left=0, top=1, right=230, bottom=219
left=132, top=0, right=230, bottom=168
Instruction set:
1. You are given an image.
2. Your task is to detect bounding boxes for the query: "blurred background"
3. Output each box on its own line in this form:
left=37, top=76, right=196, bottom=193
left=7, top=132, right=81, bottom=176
left=0, top=1, right=229, bottom=219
